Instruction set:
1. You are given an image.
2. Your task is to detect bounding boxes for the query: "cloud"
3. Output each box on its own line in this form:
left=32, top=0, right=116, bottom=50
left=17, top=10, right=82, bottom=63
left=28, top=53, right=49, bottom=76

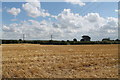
left=25, top=0, right=41, bottom=8
left=115, top=9, right=119, bottom=12
left=7, top=7, right=21, bottom=16
left=22, top=0, right=50, bottom=18
left=115, top=9, right=120, bottom=14
left=3, top=25, right=10, bottom=31
left=3, top=25, right=15, bottom=32
left=55, top=9, right=118, bottom=40
left=65, top=0, right=85, bottom=6
left=3, top=9, right=118, bottom=40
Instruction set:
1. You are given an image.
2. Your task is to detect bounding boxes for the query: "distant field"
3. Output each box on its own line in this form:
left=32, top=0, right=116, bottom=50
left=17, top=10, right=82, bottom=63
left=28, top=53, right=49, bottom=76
left=2, top=44, right=119, bottom=78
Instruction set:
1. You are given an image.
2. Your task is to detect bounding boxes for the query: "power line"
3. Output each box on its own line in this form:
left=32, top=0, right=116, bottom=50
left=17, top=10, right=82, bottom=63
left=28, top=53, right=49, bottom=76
left=79, top=2, right=96, bottom=15
left=81, top=2, right=102, bottom=15
left=80, top=2, right=103, bottom=16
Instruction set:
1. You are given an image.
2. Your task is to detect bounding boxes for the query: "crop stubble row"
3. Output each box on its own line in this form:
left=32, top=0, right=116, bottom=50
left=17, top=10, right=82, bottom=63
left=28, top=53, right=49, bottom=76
left=2, top=44, right=119, bottom=78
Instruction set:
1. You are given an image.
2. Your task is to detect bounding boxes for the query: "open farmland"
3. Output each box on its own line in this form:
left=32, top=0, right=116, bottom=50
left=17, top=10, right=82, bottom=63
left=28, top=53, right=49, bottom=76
left=2, top=44, right=119, bottom=78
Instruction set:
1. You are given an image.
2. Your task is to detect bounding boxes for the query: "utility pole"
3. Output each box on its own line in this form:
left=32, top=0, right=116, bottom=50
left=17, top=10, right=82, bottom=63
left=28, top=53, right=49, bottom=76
left=51, top=35, right=53, bottom=41
left=23, top=34, right=25, bottom=41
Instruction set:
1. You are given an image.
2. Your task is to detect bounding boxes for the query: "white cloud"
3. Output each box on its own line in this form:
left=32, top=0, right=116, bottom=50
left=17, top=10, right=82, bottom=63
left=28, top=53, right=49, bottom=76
left=55, top=9, right=118, bottom=40
left=7, top=7, right=21, bottom=16
left=3, top=25, right=10, bottom=31
left=115, top=9, right=119, bottom=12
left=25, top=0, right=41, bottom=8
left=22, top=0, right=50, bottom=18
left=3, top=9, right=118, bottom=40
left=3, top=25, right=16, bottom=32
left=115, top=9, right=120, bottom=15
left=65, top=0, right=85, bottom=6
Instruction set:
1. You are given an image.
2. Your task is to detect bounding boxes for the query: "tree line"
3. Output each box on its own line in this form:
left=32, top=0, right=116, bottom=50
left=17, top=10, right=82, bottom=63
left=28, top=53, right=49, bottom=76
left=1, top=39, right=120, bottom=45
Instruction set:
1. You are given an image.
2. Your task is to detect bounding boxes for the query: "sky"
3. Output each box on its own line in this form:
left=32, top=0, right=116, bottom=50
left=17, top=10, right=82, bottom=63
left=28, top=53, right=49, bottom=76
left=1, top=0, right=119, bottom=41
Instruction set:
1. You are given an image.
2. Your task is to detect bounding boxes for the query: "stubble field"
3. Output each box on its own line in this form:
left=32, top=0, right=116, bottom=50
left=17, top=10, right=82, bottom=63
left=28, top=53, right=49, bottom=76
left=2, top=44, right=119, bottom=78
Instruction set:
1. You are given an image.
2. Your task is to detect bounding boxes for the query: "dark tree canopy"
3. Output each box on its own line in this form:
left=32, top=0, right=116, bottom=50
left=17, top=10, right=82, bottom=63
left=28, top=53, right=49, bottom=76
left=73, top=38, right=77, bottom=42
left=19, top=39, right=22, bottom=41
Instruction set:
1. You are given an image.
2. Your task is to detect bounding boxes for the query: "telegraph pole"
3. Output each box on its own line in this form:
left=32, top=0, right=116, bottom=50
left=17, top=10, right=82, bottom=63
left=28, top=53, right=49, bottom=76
left=51, top=35, right=53, bottom=41
left=23, top=34, right=25, bottom=41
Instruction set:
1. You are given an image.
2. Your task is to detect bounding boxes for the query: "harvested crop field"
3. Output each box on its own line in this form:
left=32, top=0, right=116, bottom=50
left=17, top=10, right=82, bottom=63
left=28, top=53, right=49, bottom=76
left=2, top=44, right=119, bottom=78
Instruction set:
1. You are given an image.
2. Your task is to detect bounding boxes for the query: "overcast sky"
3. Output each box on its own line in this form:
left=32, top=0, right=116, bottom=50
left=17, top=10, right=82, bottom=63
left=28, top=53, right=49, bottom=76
left=1, top=0, right=119, bottom=41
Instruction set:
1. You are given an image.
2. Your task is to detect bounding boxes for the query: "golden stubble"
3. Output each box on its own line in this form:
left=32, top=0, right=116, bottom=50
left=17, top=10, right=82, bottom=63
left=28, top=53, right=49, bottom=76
left=2, top=44, right=119, bottom=78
